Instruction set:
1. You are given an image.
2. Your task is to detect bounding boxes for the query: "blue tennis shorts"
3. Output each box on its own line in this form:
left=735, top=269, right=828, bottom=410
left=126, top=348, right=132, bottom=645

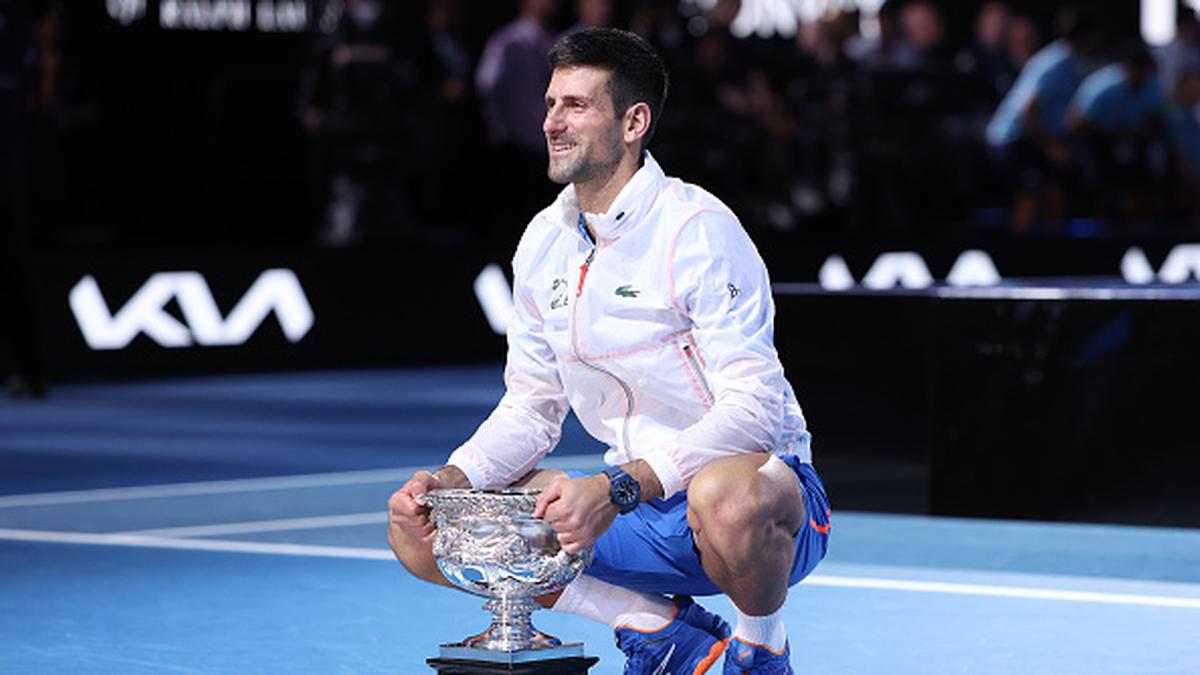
left=583, top=455, right=830, bottom=596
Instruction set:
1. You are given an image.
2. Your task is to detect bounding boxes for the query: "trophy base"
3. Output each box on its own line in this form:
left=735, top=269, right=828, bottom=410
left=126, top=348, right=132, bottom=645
left=441, top=641, right=586, bottom=663
left=427, top=655, right=598, bottom=674
left=430, top=642, right=596, bottom=673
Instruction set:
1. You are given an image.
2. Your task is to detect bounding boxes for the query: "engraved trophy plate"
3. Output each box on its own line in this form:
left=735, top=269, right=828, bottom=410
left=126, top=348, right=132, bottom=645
left=424, top=488, right=595, bottom=669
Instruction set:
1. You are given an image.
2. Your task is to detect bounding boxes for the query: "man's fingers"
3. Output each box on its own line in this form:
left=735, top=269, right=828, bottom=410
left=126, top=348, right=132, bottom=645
left=544, top=508, right=576, bottom=533
left=391, top=470, right=441, bottom=517
left=533, top=480, right=564, bottom=519
left=389, top=490, right=427, bottom=519
left=559, top=536, right=586, bottom=556
left=388, top=475, right=438, bottom=541
left=394, top=512, right=435, bottom=540
left=404, top=471, right=436, bottom=495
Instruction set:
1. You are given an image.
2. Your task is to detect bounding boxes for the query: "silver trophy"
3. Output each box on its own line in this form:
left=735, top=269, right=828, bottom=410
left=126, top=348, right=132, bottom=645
left=423, top=488, right=594, bottom=668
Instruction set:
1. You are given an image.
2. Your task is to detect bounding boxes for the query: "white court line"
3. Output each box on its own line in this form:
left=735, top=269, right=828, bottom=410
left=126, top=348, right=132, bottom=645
left=0, top=467, right=412, bottom=508
left=0, top=455, right=608, bottom=509
left=1, top=527, right=1199, bottom=610
left=0, top=528, right=393, bottom=561
left=806, top=575, right=1200, bottom=609
left=121, top=512, right=386, bottom=537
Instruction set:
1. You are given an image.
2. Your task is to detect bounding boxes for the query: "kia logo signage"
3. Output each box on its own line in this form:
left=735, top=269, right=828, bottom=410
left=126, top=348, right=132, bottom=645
left=69, top=269, right=314, bottom=350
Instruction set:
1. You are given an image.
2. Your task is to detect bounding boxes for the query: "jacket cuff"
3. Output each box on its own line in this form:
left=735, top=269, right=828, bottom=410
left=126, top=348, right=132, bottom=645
left=641, top=447, right=686, bottom=499
left=444, top=444, right=490, bottom=489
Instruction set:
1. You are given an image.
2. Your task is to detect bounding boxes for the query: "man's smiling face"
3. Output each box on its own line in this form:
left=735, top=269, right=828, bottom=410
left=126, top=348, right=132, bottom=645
left=543, top=65, right=626, bottom=187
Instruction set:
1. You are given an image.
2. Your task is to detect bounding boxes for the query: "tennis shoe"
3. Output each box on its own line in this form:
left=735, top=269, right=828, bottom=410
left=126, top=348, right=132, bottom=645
left=722, top=637, right=793, bottom=674
left=614, top=596, right=731, bottom=675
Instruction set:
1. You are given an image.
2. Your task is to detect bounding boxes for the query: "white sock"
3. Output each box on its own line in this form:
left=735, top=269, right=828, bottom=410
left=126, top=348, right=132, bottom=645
left=733, top=604, right=788, bottom=653
left=552, top=574, right=676, bottom=631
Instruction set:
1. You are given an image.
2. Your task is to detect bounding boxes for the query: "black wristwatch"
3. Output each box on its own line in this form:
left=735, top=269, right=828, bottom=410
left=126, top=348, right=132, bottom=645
left=604, top=465, right=641, bottom=514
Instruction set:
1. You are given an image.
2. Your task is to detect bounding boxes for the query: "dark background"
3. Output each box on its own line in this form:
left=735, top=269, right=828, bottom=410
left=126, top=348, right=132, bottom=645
left=7, top=0, right=1165, bottom=249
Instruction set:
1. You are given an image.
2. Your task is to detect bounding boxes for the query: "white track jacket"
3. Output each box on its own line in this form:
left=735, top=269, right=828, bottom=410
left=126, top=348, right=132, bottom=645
left=447, top=154, right=811, bottom=498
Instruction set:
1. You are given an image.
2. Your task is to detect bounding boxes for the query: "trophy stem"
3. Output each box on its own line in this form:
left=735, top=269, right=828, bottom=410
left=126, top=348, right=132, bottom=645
left=461, top=595, right=561, bottom=652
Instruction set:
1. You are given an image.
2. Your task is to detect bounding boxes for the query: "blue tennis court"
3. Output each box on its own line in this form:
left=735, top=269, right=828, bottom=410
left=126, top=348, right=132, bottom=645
left=2, top=368, right=1199, bottom=674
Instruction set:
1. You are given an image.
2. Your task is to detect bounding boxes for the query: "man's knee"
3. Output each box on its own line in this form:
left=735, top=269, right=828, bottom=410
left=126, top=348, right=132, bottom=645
left=388, top=523, right=449, bottom=587
left=687, top=454, right=805, bottom=538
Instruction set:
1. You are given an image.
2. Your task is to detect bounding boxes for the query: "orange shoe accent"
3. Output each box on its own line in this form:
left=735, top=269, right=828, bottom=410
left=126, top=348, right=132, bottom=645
left=732, top=637, right=788, bottom=656
left=810, top=518, right=831, bottom=535
left=694, top=637, right=730, bottom=674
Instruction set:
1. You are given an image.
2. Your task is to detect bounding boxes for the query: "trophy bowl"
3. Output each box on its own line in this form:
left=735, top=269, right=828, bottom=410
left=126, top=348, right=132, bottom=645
left=424, top=488, right=592, bottom=665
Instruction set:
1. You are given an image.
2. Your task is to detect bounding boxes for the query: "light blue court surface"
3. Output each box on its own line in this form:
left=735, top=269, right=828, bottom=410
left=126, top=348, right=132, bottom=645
left=2, top=368, right=1200, bottom=674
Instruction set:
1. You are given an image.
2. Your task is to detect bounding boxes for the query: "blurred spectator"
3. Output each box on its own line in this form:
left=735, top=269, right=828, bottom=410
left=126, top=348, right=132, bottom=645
left=1068, top=46, right=1162, bottom=136
left=963, top=1, right=1017, bottom=100
left=0, top=0, right=45, bottom=397
left=851, top=1, right=980, bottom=235
left=476, top=0, right=557, bottom=154
left=1067, top=43, right=1164, bottom=222
left=791, top=15, right=858, bottom=112
left=900, top=0, right=952, bottom=68
left=628, top=0, right=686, bottom=57
left=1153, top=7, right=1200, bottom=97
left=1163, top=68, right=1200, bottom=226
left=413, top=0, right=484, bottom=235
left=985, top=6, right=1102, bottom=233
left=299, top=0, right=437, bottom=246
left=845, top=0, right=920, bottom=72
left=1004, top=12, right=1039, bottom=69
left=428, top=0, right=471, bottom=98
left=22, top=0, right=1200, bottom=246
left=652, top=0, right=756, bottom=209
left=475, top=0, right=559, bottom=240
left=776, top=14, right=858, bottom=229
left=566, top=0, right=613, bottom=34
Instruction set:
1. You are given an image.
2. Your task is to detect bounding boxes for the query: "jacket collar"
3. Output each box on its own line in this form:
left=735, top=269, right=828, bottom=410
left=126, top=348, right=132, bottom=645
left=548, top=152, right=667, bottom=246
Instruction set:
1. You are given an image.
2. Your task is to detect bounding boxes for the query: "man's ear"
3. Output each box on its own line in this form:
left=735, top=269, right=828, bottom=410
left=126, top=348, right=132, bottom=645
left=623, top=102, right=651, bottom=145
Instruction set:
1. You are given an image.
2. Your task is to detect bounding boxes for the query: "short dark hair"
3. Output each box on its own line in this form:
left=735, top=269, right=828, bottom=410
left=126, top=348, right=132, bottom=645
left=548, top=28, right=669, bottom=151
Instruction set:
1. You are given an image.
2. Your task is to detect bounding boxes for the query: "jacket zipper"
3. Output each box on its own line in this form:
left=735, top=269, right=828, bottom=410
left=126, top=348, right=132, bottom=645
left=570, top=244, right=635, bottom=454
left=681, top=343, right=714, bottom=405
left=576, top=248, right=595, bottom=297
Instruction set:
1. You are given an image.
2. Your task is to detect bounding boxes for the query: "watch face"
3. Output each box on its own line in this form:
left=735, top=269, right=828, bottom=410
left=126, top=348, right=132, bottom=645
left=609, top=469, right=639, bottom=513
left=614, top=479, right=637, bottom=505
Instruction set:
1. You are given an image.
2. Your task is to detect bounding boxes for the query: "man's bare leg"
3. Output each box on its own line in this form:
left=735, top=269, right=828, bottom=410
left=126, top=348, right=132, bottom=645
left=685, top=453, right=805, bottom=615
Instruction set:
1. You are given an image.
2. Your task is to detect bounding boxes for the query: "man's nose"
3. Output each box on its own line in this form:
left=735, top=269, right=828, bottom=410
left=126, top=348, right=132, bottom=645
left=544, top=105, right=564, bottom=135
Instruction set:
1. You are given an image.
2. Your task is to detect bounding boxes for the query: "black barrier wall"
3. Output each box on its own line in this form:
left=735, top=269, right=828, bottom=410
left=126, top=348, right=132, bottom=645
left=29, top=239, right=1200, bottom=527
left=33, top=238, right=1200, bottom=380
left=774, top=284, right=1200, bottom=528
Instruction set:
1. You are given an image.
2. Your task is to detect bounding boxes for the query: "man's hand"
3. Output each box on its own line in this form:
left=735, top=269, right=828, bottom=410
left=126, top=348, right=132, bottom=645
left=388, top=465, right=469, bottom=543
left=532, top=474, right=617, bottom=555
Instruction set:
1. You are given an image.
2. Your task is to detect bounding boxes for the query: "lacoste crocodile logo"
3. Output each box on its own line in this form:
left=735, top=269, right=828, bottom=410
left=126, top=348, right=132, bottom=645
left=615, top=284, right=640, bottom=298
